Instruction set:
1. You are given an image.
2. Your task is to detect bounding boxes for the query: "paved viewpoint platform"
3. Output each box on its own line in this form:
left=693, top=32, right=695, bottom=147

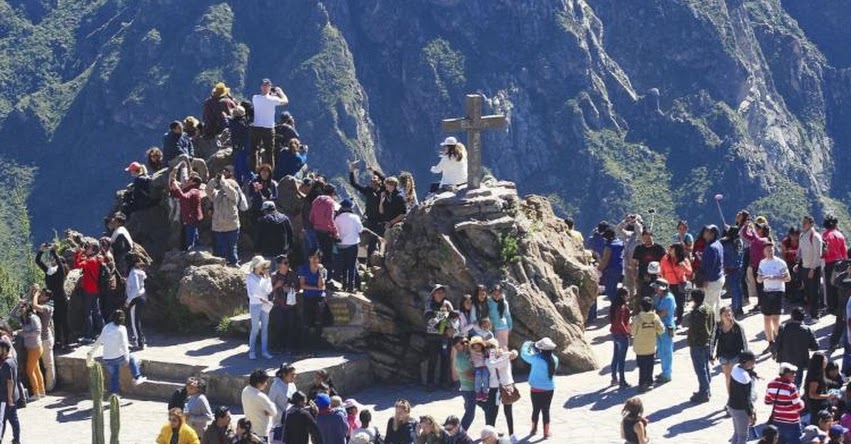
left=32, top=299, right=841, bottom=443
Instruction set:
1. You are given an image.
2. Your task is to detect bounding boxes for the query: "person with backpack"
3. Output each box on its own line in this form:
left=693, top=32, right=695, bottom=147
left=74, top=239, right=105, bottom=343
left=208, top=167, right=244, bottom=267
left=799, top=215, right=824, bottom=320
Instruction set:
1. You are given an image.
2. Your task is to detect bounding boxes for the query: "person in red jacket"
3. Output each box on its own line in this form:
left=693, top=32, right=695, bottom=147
left=308, top=184, right=339, bottom=271
left=823, top=215, right=849, bottom=353
left=74, top=240, right=105, bottom=342
left=169, top=174, right=205, bottom=251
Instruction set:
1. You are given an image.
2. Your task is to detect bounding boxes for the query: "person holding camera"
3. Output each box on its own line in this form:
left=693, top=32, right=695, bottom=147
left=207, top=168, right=243, bottom=266
left=14, top=301, right=45, bottom=400
left=275, top=138, right=308, bottom=181
left=252, top=79, right=289, bottom=171
left=74, top=239, right=106, bottom=342
left=35, top=242, right=70, bottom=350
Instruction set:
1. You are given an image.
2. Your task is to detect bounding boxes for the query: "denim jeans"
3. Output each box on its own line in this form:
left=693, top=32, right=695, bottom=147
left=214, top=229, right=239, bottom=265
left=249, top=304, right=270, bottom=356
left=0, top=402, right=20, bottom=443
left=335, top=244, right=358, bottom=292
left=103, top=355, right=142, bottom=394
left=726, top=268, right=743, bottom=311
left=183, top=223, right=199, bottom=250
left=611, top=333, right=629, bottom=383
left=474, top=367, right=489, bottom=397
left=657, top=332, right=674, bottom=379
left=83, top=291, right=104, bottom=339
left=460, top=391, right=476, bottom=431
left=303, top=229, right=318, bottom=256
left=774, top=421, right=802, bottom=444
left=690, top=345, right=711, bottom=397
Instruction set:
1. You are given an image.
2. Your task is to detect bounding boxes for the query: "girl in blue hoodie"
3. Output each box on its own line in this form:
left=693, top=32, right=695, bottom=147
left=488, top=285, right=513, bottom=348
left=521, top=338, right=559, bottom=439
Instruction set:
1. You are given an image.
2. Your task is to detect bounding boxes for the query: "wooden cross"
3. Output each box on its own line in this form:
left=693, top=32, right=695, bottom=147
left=441, top=94, right=507, bottom=189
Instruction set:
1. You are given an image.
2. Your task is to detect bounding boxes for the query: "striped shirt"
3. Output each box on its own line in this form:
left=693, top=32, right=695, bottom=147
left=764, top=377, right=806, bottom=424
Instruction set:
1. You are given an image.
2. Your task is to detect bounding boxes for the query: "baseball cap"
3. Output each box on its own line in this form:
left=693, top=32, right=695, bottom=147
left=261, top=201, right=276, bottom=212
left=261, top=78, right=272, bottom=85
left=125, top=161, right=144, bottom=173
left=830, top=424, right=849, bottom=438
left=314, top=393, right=331, bottom=409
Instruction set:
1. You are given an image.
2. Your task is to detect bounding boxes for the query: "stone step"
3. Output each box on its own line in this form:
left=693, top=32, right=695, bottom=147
left=141, top=360, right=206, bottom=382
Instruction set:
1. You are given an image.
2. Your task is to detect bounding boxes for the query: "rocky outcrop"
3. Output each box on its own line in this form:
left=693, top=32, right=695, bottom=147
left=177, top=263, right=246, bottom=322
left=365, top=181, right=598, bottom=380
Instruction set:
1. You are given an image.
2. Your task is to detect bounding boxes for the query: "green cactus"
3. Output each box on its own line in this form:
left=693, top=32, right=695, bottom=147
left=88, top=361, right=105, bottom=444
left=109, top=394, right=120, bottom=444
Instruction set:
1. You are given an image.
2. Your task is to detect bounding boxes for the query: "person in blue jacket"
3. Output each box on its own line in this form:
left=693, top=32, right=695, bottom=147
left=521, top=338, right=559, bottom=439
left=700, top=224, right=725, bottom=318
left=653, top=278, right=677, bottom=384
left=487, top=285, right=513, bottom=348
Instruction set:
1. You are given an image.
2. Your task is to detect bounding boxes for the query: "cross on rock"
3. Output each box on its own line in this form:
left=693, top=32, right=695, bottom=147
left=441, top=94, right=507, bottom=189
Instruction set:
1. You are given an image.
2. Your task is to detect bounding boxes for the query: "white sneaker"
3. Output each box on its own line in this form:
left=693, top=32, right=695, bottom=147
left=249, top=353, right=257, bottom=360
left=132, top=376, right=147, bottom=386
left=262, top=352, right=273, bottom=359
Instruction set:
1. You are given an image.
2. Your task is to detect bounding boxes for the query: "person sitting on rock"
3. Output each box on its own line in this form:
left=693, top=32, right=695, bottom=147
left=146, top=146, right=165, bottom=172
left=248, top=164, right=279, bottom=219
left=430, top=137, right=468, bottom=192
left=254, top=201, right=294, bottom=259
left=170, top=173, right=204, bottom=251
left=163, top=121, right=194, bottom=166
left=208, top=168, right=243, bottom=266
left=378, top=177, right=407, bottom=231
left=120, top=161, right=154, bottom=216
left=270, top=255, right=300, bottom=353
left=87, top=310, right=148, bottom=394
left=226, top=106, right=253, bottom=186
left=274, top=138, right=308, bottom=181
left=202, top=82, right=236, bottom=141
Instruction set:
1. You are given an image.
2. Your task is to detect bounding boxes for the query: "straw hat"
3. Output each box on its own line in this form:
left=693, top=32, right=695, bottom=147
left=212, top=82, right=230, bottom=97
left=249, top=255, right=270, bottom=273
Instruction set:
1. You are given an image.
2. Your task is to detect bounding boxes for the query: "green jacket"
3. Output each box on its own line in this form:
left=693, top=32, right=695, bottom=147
left=687, top=303, right=715, bottom=347
left=453, top=349, right=475, bottom=392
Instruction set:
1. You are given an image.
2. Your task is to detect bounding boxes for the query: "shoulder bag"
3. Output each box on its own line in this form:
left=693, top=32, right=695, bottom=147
left=495, top=367, right=520, bottom=405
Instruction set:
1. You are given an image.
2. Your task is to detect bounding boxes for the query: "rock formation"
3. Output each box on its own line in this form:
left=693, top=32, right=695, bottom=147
left=365, top=180, right=598, bottom=379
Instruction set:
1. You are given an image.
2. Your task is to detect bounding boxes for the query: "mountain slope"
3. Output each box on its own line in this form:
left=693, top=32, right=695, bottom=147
left=1, top=0, right=850, bottom=240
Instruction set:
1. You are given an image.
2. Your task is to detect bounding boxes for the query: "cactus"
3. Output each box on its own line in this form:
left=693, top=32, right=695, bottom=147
left=109, top=394, right=120, bottom=444
left=88, top=361, right=105, bottom=444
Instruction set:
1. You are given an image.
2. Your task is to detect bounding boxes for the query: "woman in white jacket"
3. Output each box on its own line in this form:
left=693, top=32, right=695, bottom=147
left=485, top=340, right=518, bottom=442
left=430, top=137, right=468, bottom=190
left=246, top=256, right=274, bottom=360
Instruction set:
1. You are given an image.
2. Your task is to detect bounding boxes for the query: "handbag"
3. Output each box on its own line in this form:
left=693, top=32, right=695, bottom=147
left=495, top=368, right=520, bottom=405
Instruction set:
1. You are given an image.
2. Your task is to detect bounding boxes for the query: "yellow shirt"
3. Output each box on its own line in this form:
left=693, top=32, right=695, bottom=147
left=156, top=423, right=200, bottom=444
left=568, top=229, right=585, bottom=244
left=630, top=312, right=663, bottom=356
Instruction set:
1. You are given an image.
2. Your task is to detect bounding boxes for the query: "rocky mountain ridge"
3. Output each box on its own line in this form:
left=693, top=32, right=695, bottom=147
left=2, top=0, right=851, bottom=243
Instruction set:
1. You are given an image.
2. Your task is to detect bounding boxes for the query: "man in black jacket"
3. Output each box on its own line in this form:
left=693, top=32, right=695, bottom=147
left=349, top=161, right=385, bottom=256
left=254, top=201, right=295, bottom=259
left=774, top=307, right=819, bottom=387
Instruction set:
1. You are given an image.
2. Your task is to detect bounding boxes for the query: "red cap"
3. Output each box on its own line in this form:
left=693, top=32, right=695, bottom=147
left=125, top=161, right=143, bottom=173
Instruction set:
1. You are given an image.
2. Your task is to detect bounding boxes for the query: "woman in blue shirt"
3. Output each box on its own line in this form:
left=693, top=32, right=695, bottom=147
left=298, top=250, right=327, bottom=345
left=521, top=338, right=559, bottom=439
left=487, top=285, right=513, bottom=348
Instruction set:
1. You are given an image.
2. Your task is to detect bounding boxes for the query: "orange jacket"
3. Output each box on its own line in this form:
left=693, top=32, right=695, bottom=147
left=660, top=253, right=692, bottom=285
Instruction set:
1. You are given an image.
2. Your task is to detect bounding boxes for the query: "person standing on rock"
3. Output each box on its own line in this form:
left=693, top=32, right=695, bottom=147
left=246, top=256, right=274, bottom=361
left=208, top=168, right=242, bottom=267
left=349, top=161, right=386, bottom=257
left=687, top=289, right=715, bottom=404
left=108, top=212, right=134, bottom=277
left=241, top=369, right=277, bottom=442
left=247, top=164, right=279, bottom=219
left=252, top=79, right=289, bottom=171
left=700, top=225, right=725, bottom=318
left=225, top=106, right=253, bottom=186
left=170, top=174, right=205, bottom=251
left=379, top=176, right=408, bottom=231
left=424, top=285, right=454, bottom=390
left=74, top=239, right=105, bottom=343
left=430, top=137, right=468, bottom=191
left=299, top=250, right=328, bottom=347
left=334, top=198, right=364, bottom=293
left=254, top=201, right=295, bottom=260
left=632, top=297, right=664, bottom=392
left=163, top=121, right=195, bottom=165
left=488, top=285, right=513, bottom=348
left=275, top=137, right=308, bottom=182
left=202, top=82, right=236, bottom=141
left=595, top=228, right=624, bottom=323
left=120, top=161, right=154, bottom=217
left=35, top=242, right=69, bottom=350
left=271, top=255, right=301, bottom=353
left=520, top=338, right=558, bottom=438
left=309, top=184, right=340, bottom=273
left=564, top=217, right=584, bottom=244
left=652, top=278, right=676, bottom=385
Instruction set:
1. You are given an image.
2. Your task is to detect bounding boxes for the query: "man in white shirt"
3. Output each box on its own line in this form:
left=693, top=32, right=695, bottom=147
left=757, top=242, right=791, bottom=354
left=252, top=78, right=289, bottom=171
left=87, top=310, right=147, bottom=394
left=241, top=369, right=277, bottom=441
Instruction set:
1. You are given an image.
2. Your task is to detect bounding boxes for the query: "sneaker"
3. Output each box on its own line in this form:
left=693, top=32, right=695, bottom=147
left=132, top=376, right=147, bottom=386
left=655, top=376, right=671, bottom=385
left=262, top=352, right=274, bottom=360
left=248, top=352, right=257, bottom=360
left=610, top=378, right=618, bottom=387
left=619, top=381, right=631, bottom=388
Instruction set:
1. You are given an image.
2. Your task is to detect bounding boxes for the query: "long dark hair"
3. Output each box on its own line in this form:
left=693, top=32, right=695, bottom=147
left=459, top=294, right=473, bottom=320
left=473, top=285, right=488, bottom=317
left=492, top=285, right=506, bottom=317
left=541, top=349, right=556, bottom=379
left=609, top=288, right=628, bottom=322
left=670, top=243, right=686, bottom=264
left=805, top=352, right=828, bottom=388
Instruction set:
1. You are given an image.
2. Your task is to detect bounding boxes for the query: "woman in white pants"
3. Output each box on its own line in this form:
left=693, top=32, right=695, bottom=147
left=246, top=256, right=274, bottom=360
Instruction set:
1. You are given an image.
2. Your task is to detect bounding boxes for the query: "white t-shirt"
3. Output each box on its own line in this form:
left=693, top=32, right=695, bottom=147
left=334, top=212, right=364, bottom=246
left=241, top=385, right=277, bottom=438
left=758, top=257, right=789, bottom=292
left=430, top=154, right=468, bottom=187
left=252, top=94, right=287, bottom=128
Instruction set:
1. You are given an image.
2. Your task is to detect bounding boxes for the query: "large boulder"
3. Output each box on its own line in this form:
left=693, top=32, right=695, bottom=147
left=366, top=181, right=597, bottom=378
left=177, top=263, right=247, bottom=322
